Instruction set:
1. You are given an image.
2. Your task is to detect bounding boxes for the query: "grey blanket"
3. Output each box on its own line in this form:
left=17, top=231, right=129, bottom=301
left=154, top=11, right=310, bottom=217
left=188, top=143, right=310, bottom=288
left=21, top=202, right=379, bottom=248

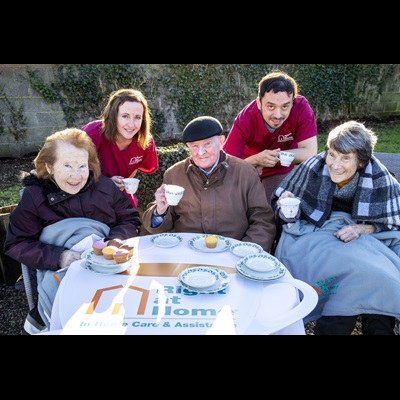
left=274, top=211, right=400, bottom=324
left=32, top=218, right=110, bottom=328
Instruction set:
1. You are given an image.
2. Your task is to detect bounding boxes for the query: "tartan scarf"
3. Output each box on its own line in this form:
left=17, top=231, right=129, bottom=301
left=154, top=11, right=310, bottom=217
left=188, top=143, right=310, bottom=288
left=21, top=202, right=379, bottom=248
left=274, top=151, right=400, bottom=229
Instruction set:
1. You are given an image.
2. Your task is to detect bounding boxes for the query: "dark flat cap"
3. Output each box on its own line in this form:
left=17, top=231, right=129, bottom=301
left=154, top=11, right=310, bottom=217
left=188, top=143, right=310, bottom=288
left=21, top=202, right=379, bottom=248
left=182, top=116, right=223, bottom=143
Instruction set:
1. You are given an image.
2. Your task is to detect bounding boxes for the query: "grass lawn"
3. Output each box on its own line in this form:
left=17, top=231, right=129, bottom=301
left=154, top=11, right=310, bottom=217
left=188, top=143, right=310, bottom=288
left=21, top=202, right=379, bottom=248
left=317, top=118, right=400, bottom=153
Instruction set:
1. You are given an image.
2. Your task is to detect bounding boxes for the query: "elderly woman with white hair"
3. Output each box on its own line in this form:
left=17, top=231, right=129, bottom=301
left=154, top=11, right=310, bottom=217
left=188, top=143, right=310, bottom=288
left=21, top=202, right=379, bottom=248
left=272, top=120, right=400, bottom=335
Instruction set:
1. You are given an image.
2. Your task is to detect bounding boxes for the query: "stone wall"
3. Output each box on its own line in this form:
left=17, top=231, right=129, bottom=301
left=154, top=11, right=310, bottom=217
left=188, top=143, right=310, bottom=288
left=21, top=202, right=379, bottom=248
left=1, top=64, right=400, bottom=158
left=0, top=65, right=66, bottom=157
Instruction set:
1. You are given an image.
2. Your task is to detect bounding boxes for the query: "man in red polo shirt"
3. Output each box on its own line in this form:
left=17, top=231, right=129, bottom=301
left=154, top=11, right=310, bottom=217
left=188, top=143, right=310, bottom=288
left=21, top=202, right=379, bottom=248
left=223, top=70, right=318, bottom=204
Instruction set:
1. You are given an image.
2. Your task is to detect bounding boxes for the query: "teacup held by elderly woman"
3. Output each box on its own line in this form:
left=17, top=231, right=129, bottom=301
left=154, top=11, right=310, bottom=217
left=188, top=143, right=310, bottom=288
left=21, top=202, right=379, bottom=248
left=280, top=197, right=300, bottom=218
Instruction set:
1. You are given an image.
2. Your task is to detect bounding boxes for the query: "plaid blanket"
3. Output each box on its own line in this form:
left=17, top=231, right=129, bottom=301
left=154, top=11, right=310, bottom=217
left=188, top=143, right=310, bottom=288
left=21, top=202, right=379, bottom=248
left=273, top=152, right=400, bottom=229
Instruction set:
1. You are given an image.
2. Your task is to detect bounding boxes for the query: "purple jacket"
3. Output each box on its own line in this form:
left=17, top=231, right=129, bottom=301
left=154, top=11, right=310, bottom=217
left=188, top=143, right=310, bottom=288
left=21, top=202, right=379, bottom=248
left=4, top=173, right=140, bottom=271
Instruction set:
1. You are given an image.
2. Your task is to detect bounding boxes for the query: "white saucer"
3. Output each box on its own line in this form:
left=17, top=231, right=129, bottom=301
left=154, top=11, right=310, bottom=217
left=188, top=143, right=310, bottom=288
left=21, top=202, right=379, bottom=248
left=236, top=258, right=285, bottom=281
left=178, top=268, right=230, bottom=293
left=230, top=242, right=263, bottom=257
left=151, top=233, right=183, bottom=248
left=242, top=253, right=280, bottom=272
left=179, top=266, right=220, bottom=288
left=188, top=234, right=231, bottom=253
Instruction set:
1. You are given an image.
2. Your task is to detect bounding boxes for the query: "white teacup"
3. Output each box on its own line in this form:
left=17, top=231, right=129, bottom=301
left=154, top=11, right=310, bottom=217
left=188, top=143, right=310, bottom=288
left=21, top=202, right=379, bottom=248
left=123, top=178, right=140, bottom=194
left=278, top=151, right=295, bottom=167
left=280, top=197, right=300, bottom=218
left=164, top=184, right=185, bottom=206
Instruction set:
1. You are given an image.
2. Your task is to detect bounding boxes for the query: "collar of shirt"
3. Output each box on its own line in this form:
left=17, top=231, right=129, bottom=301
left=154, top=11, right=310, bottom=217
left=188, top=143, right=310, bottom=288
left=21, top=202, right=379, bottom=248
left=199, top=156, right=220, bottom=178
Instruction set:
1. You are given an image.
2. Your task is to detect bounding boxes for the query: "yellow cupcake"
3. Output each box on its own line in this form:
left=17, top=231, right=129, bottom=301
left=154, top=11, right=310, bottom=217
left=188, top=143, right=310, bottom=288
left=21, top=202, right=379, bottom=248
left=102, top=245, right=119, bottom=260
left=205, top=235, right=218, bottom=248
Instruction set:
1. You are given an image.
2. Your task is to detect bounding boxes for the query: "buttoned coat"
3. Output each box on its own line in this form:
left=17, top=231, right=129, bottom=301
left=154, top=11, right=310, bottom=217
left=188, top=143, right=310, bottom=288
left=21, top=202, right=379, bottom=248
left=142, top=151, right=276, bottom=252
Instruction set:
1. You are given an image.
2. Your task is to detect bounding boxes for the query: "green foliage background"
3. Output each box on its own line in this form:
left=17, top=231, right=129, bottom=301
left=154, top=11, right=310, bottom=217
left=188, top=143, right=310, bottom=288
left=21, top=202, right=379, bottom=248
left=1, top=63, right=399, bottom=208
left=25, top=64, right=397, bottom=139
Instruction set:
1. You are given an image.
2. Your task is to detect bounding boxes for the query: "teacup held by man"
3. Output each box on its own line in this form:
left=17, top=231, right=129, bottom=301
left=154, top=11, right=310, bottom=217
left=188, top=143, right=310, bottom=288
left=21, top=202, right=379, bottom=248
left=164, top=184, right=185, bottom=206
left=278, top=151, right=295, bottom=167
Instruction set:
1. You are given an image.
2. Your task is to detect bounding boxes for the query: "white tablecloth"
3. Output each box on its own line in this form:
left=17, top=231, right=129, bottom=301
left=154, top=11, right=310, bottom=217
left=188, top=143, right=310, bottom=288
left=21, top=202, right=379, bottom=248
left=50, top=233, right=317, bottom=335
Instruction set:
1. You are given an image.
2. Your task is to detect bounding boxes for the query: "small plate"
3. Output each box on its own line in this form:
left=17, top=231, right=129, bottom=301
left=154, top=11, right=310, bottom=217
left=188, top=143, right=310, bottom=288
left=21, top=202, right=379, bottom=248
left=230, top=242, right=263, bottom=257
left=242, top=253, right=281, bottom=273
left=178, top=268, right=230, bottom=294
left=188, top=234, right=231, bottom=253
left=151, top=233, right=183, bottom=248
left=81, top=248, right=133, bottom=274
left=236, top=258, right=285, bottom=282
left=81, top=260, right=133, bottom=275
left=179, top=266, right=221, bottom=288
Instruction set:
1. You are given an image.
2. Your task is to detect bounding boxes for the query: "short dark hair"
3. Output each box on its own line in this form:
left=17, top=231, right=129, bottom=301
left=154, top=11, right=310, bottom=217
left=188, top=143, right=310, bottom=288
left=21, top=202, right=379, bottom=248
left=258, top=70, right=298, bottom=100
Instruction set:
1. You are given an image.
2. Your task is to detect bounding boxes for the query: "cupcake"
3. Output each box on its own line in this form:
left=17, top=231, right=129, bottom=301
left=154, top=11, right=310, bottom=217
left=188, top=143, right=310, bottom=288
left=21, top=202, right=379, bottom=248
left=205, top=235, right=219, bottom=249
left=113, top=249, right=130, bottom=264
left=92, top=240, right=106, bottom=255
left=102, top=245, right=119, bottom=260
left=108, top=238, right=124, bottom=248
left=119, top=244, right=134, bottom=257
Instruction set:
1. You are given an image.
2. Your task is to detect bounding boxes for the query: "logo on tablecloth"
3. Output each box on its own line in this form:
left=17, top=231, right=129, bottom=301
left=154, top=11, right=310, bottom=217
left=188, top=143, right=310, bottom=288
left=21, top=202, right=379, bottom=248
left=75, top=281, right=231, bottom=334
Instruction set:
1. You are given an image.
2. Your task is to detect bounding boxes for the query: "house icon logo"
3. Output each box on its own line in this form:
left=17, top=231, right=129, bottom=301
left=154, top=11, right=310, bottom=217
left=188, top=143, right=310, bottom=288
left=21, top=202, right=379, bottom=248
left=85, top=285, right=150, bottom=315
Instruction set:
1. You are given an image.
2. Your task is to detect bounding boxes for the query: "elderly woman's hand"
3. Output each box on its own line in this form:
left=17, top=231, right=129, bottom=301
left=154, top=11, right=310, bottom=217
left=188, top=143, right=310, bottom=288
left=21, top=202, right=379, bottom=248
left=277, top=191, right=295, bottom=207
left=58, top=249, right=81, bottom=269
left=334, top=223, right=376, bottom=242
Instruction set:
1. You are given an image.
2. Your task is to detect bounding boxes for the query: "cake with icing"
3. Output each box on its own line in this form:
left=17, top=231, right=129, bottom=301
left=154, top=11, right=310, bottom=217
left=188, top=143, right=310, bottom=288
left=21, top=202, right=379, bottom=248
left=92, top=240, right=106, bottom=255
left=102, top=245, right=119, bottom=260
left=108, top=238, right=124, bottom=248
left=205, top=235, right=218, bottom=249
left=119, top=244, right=134, bottom=257
left=113, top=249, right=130, bottom=264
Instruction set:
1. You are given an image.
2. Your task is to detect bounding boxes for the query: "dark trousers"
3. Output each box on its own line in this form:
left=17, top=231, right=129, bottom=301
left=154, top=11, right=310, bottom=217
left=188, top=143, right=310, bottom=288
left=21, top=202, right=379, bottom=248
left=314, top=314, right=396, bottom=335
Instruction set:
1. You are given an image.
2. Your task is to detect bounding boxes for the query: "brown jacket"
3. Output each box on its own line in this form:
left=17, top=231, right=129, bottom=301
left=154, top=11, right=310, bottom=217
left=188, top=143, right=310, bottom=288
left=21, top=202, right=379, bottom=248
left=142, top=151, right=276, bottom=252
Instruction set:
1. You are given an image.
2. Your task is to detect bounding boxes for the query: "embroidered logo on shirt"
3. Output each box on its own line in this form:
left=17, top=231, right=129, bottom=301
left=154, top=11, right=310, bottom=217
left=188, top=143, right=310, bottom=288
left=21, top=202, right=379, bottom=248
left=129, top=156, right=143, bottom=165
left=277, top=133, right=294, bottom=142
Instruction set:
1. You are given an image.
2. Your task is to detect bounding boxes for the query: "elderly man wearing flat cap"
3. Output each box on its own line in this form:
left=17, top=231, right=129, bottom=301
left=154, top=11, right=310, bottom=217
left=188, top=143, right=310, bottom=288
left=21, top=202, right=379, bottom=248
left=142, top=116, right=276, bottom=252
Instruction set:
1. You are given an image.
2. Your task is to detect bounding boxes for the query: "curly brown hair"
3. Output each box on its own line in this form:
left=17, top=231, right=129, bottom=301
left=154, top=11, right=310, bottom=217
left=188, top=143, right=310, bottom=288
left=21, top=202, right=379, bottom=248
left=34, top=128, right=101, bottom=181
